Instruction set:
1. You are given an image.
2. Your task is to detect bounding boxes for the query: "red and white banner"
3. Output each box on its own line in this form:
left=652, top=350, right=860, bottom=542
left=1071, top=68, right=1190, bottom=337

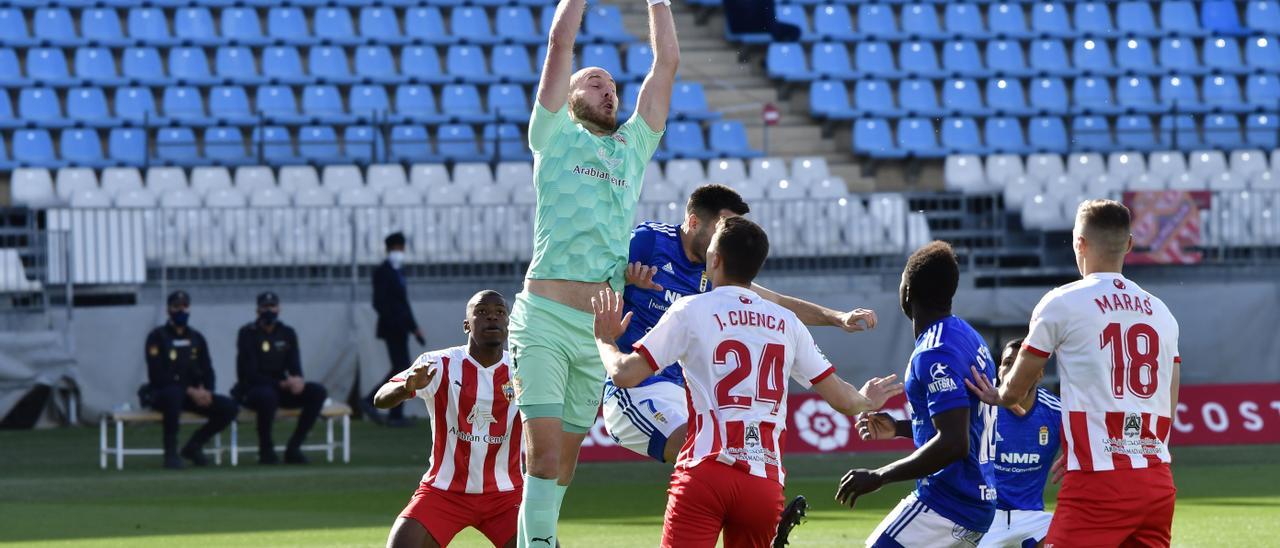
left=1124, top=190, right=1211, bottom=265
left=579, top=384, right=1280, bottom=462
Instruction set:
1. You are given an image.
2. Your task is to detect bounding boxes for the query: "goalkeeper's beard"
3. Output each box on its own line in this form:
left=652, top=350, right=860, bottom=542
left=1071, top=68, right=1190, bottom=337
left=570, top=97, right=617, bottom=133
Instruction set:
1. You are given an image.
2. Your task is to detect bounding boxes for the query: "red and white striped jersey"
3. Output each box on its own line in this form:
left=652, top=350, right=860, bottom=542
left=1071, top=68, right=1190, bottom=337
left=635, top=286, right=836, bottom=485
left=391, top=346, right=522, bottom=494
left=1024, top=273, right=1180, bottom=472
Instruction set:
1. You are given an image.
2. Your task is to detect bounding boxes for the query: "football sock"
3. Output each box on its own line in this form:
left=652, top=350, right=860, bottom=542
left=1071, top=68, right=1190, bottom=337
left=518, top=475, right=559, bottom=548
left=554, top=483, right=568, bottom=515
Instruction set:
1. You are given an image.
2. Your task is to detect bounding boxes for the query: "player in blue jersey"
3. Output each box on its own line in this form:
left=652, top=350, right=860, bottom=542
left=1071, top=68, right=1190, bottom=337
left=978, top=338, right=1061, bottom=548
left=836, top=241, right=998, bottom=548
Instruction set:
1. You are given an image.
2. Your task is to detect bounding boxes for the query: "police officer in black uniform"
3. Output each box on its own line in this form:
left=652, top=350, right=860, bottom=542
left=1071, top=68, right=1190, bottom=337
left=143, top=290, right=239, bottom=469
left=232, top=292, right=327, bottom=464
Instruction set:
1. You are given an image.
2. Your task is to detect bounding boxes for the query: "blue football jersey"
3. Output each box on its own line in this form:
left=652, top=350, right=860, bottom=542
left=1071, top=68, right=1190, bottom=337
left=994, top=387, right=1062, bottom=512
left=617, top=222, right=711, bottom=387
left=904, top=316, right=999, bottom=533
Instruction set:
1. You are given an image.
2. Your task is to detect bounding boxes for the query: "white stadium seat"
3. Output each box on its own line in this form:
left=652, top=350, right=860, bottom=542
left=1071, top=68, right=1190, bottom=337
left=279, top=166, right=320, bottom=193
left=114, top=188, right=157, bottom=208
left=469, top=182, right=513, bottom=205
left=367, top=164, right=409, bottom=193
left=748, top=157, right=789, bottom=185
left=11, top=168, right=56, bottom=208
left=1026, top=154, right=1066, bottom=184
left=1003, top=175, right=1040, bottom=207
left=985, top=154, right=1025, bottom=186
left=1128, top=172, right=1166, bottom=191
left=101, top=167, right=144, bottom=197
left=322, top=165, right=365, bottom=192
left=410, top=163, right=451, bottom=191
left=191, top=167, right=233, bottom=196
left=906, top=212, right=932, bottom=250
left=729, top=180, right=766, bottom=201
left=146, top=167, right=188, bottom=195
left=664, top=159, right=706, bottom=187
left=382, top=186, right=424, bottom=206
left=706, top=158, right=748, bottom=184
left=1253, top=171, right=1278, bottom=191
left=790, top=156, right=830, bottom=184
left=1229, top=150, right=1268, bottom=181
left=426, top=183, right=466, bottom=206
left=809, top=177, right=850, bottom=199
left=1021, top=194, right=1066, bottom=230
left=1066, top=153, right=1106, bottom=182
left=1168, top=172, right=1205, bottom=190
left=294, top=187, right=336, bottom=207
left=205, top=188, right=247, bottom=208
left=1044, top=175, right=1081, bottom=198
left=1106, top=152, right=1146, bottom=183
left=234, top=166, right=277, bottom=194
left=249, top=188, right=290, bottom=208
left=1188, top=150, right=1228, bottom=182
left=642, top=161, right=665, bottom=186
left=1146, top=151, right=1187, bottom=184
left=944, top=155, right=986, bottom=192
left=496, top=162, right=534, bottom=188
left=70, top=188, right=112, bottom=208
left=764, top=179, right=805, bottom=200
left=453, top=162, right=495, bottom=186
left=1085, top=174, right=1125, bottom=198
left=1208, top=172, right=1246, bottom=191
left=55, top=168, right=99, bottom=202
left=511, top=183, right=536, bottom=206
left=337, top=187, right=379, bottom=207
left=640, top=180, right=681, bottom=204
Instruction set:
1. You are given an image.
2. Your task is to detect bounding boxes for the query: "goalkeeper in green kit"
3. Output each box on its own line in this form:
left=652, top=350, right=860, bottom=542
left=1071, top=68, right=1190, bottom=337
left=510, top=0, right=678, bottom=545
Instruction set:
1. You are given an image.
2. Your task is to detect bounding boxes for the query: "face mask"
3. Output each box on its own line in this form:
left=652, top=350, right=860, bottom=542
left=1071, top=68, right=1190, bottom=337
left=388, top=251, right=406, bottom=269
left=259, top=310, right=278, bottom=324
left=171, top=311, right=189, bottom=327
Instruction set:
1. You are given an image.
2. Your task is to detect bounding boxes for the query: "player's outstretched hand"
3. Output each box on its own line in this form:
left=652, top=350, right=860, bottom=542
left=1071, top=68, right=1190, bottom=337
left=835, top=468, right=884, bottom=509
left=859, top=374, right=903, bottom=410
left=1049, top=454, right=1067, bottom=484
left=836, top=308, right=878, bottom=332
left=624, top=262, right=664, bottom=291
left=405, top=361, right=437, bottom=391
left=856, top=412, right=898, bottom=441
left=964, top=366, right=1026, bottom=415
left=592, top=287, right=633, bottom=343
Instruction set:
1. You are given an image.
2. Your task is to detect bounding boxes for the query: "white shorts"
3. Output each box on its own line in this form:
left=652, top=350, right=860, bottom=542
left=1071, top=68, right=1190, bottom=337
left=977, top=509, right=1052, bottom=548
left=867, top=493, right=986, bottom=548
left=600, top=378, right=687, bottom=462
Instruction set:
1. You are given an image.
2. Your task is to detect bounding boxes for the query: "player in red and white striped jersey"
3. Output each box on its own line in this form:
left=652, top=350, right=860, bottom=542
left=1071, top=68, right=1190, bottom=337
left=375, top=290, right=523, bottom=548
left=967, top=199, right=1181, bottom=547
left=593, top=217, right=903, bottom=548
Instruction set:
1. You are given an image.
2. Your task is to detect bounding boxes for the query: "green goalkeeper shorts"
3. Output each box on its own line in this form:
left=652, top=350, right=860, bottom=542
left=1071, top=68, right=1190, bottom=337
left=508, top=291, right=605, bottom=434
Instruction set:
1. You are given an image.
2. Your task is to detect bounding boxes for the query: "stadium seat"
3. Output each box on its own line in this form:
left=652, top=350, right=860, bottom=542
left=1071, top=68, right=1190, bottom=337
left=128, top=7, right=174, bottom=45
left=489, top=84, right=530, bottom=123
left=985, top=78, right=1035, bottom=116
left=1030, top=39, right=1072, bottom=78
left=897, top=79, right=941, bottom=118
left=310, top=45, right=356, bottom=85
left=251, top=126, right=296, bottom=164
left=215, top=47, right=264, bottom=86
left=942, top=41, right=986, bottom=78
left=409, top=163, right=449, bottom=190
left=1026, top=153, right=1067, bottom=184
left=167, top=47, right=217, bottom=86
left=1247, top=1, right=1280, bottom=33
left=942, top=78, right=989, bottom=116
left=1159, top=75, right=1206, bottom=113
left=1116, top=115, right=1158, bottom=150
left=482, top=123, right=530, bottom=162
left=34, top=7, right=81, bottom=47
left=706, top=158, right=748, bottom=185
left=1029, top=78, right=1069, bottom=115
left=401, top=46, right=448, bottom=85
left=814, top=5, right=858, bottom=41
left=942, top=117, right=985, bottom=154
left=984, top=117, right=1030, bottom=154
left=1204, top=38, right=1247, bottom=75
left=852, top=118, right=903, bottom=158
left=299, top=126, right=342, bottom=163
left=1203, top=0, right=1246, bottom=35
left=355, top=46, right=403, bottom=85
left=767, top=43, right=813, bottom=82
left=1147, top=151, right=1187, bottom=184
left=108, top=127, right=147, bottom=165
left=303, top=85, right=356, bottom=125
left=493, top=45, right=538, bottom=84
left=897, top=118, right=945, bottom=158
left=368, top=163, right=409, bottom=192
left=1159, top=114, right=1203, bottom=149
left=1116, top=2, right=1160, bottom=37
left=441, top=85, right=488, bottom=124
left=55, top=169, right=97, bottom=204
left=1205, top=114, right=1245, bottom=148
left=749, top=157, right=789, bottom=186
left=1075, top=2, right=1116, bottom=36
left=989, top=3, right=1034, bottom=39
left=585, top=6, right=630, bottom=43
left=1244, top=36, right=1280, bottom=72
left=267, top=7, right=310, bottom=45
left=451, top=6, right=496, bottom=45
left=811, top=43, right=856, bottom=81
left=852, top=80, right=895, bottom=118
left=349, top=85, right=391, bottom=121
left=256, top=85, right=305, bottom=125
left=1032, top=2, right=1073, bottom=38
left=671, top=82, right=718, bottom=121
left=1245, top=113, right=1279, bottom=148
left=1073, top=76, right=1121, bottom=115
left=221, top=7, right=267, bottom=45
left=855, top=41, right=900, bottom=79
left=662, top=122, right=714, bottom=160
left=1161, top=1, right=1207, bottom=36
left=393, top=85, right=445, bottom=124
left=664, top=159, right=706, bottom=187
left=1189, top=150, right=1229, bottom=181
left=857, top=4, right=899, bottom=40
left=900, top=41, right=946, bottom=79
left=0, top=48, right=28, bottom=89
left=67, top=88, right=114, bottom=128
left=208, top=86, right=255, bottom=126
left=204, top=127, right=249, bottom=165
left=279, top=166, right=320, bottom=194
left=191, top=167, right=233, bottom=196
left=438, top=124, right=485, bottom=162
left=344, top=126, right=386, bottom=163
left=709, top=121, right=762, bottom=158
left=774, top=4, right=812, bottom=42
left=404, top=7, right=449, bottom=45
left=1160, top=38, right=1207, bottom=76
left=1074, top=39, right=1119, bottom=77
left=162, top=86, right=209, bottom=126
left=1117, top=39, right=1161, bottom=76
left=10, top=168, right=57, bottom=206
left=18, top=88, right=67, bottom=128
left=261, top=46, right=307, bottom=86
left=811, top=81, right=856, bottom=120
left=496, top=7, right=542, bottom=44
left=1204, top=75, right=1249, bottom=114
left=0, top=8, right=34, bottom=48
left=61, top=128, right=106, bottom=167
left=903, top=4, right=946, bottom=40
left=1229, top=149, right=1270, bottom=180
left=102, top=167, right=144, bottom=197
left=1117, top=77, right=1163, bottom=114
left=27, top=47, right=76, bottom=87
left=1067, top=152, right=1107, bottom=182
left=582, top=45, right=625, bottom=81
left=944, top=4, right=985, bottom=39
left=174, top=6, right=218, bottom=46
left=1073, top=115, right=1115, bottom=151
left=446, top=46, right=495, bottom=84
left=155, top=127, right=200, bottom=165
left=986, top=39, right=1034, bottom=77
left=234, top=166, right=276, bottom=195
left=315, top=7, right=360, bottom=46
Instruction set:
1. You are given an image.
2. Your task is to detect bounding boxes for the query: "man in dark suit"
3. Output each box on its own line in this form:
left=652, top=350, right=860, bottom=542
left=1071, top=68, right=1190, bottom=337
left=367, top=232, right=424, bottom=426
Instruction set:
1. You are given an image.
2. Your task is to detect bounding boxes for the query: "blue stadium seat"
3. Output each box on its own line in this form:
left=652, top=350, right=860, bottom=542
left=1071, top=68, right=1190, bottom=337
left=256, top=85, right=307, bottom=125
left=350, top=84, right=391, bottom=120
left=619, top=84, right=641, bottom=121
left=812, top=42, right=857, bottom=80
left=775, top=4, right=813, bottom=42
left=585, top=6, right=630, bottom=43
left=900, top=78, right=945, bottom=117
left=1072, top=115, right=1114, bottom=151
left=1203, top=75, right=1251, bottom=113
left=944, top=4, right=986, bottom=39
left=344, top=125, right=386, bottom=163
left=1247, top=1, right=1280, bottom=34
left=897, top=118, right=945, bottom=158
left=488, top=84, right=529, bottom=123
left=1246, top=73, right=1280, bottom=108
left=942, top=40, right=986, bottom=78
left=709, top=120, right=763, bottom=158
left=496, top=7, right=542, bottom=45
left=811, top=81, right=857, bottom=120
left=162, top=86, right=209, bottom=126
left=1075, top=2, right=1116, bottom=36
left=128, top=7, right=174, bottom=45
left=261, top=46, right=307, bottom=85
left=1245, top=112, right=1279, bottom=148
left=303, top=85, right=356, bottom=125
left=215, top=46, right=265, bottom=85
left=0, top=8, right=35, bottom=48
left=1073, top=76, right=1122, bottom=115
left=1116, top=77, right=1164, bottom=114
left=1117, top=2, right=1161, bottom=37
left=174, top=7, right=218, bottom=46
left=989, top=3, right=1034, bottom=39
left=169, top=47, right=218, bottom=86
left=855, top=41, right=900, bottom=79
left=108, top=127, right=147, bottom=165
left=441, top=84, right=488, bottom=123
left=1031, top=2, right=1073, bottom=38
left=1029, top=39, right=1073, bottom=77
left=1244, top=36, right=1280, bottom=72
left=60, top=128, right=106, bottom=167
left=446, top=45, right=495, bottom=84
left=1159, top=75, right=1207, bottom=113
left=1116, top=39, right=1162, bottom=76
left=1202, top=0, right=1246, bottom=35
left=355, top=46, right=404, bottom=85
left=1204, top=38, right=1248, bottom=75
left=27, top=48, right=76, bottom=87
left=404, top=7, right=450, bottom=45
left=315, top=7, right=361, bottom=46
left=155, top=127, right=200, bottom=165
left=1029, top=116, right=1068, bottom=152
left=204, top=127, right=249, bottom=165
left=450, top=7, right=496, bottom=45
left=766, top=43, right=814, bottom=81
left=1204, top=114, right=1244, bottom=148
left=902, top=4, right=946, bottom=40
left=0, top=48, right=29, bottom=88
left=986, top=39, right=1034, bottom=77
left=438, top=124, right=485, bottom=162
left=14, top=129, right=59, bottom=167
left=122, top=47, right=168, bottom=87
left=582, top=45, right=625, bottom=80
left=0, top=91, right=17, bottom=129
left=299, top=126, right=341, bottom=163
left=493, top=45, right=537, bottom=84
left=942, top=78, right=990, bottom=116
left=19, top=88, right=67, bottom=128
left=813, top=5, right=858, bottom=41
left=942, top=117, right=986, bottom=154
left=853, top=80, right=897, bottom=118
left=75, top=47, right=125, bottom=87
left=852, top=118, right=904, bottom=158
left=310, top=45, right=356, bottom=85
left=209, top=86, right=256, bottom=126
left=393, top=84, right=446, bottom=124
left=663, top=121, right=715, bottom=160
left=1116, top=115, right=1157, bottom=150
left=1159, top=114, right=1202, bottom=148
left=483, top=123, right=531, bottom=161
left=986, top=77, right=1036, bottom=116
left=857, top=4, right=899, bottom=40
left=401, top=46, right=449, bottom=85
left=1074, top=38, right=1120, bottom=76
left=34, top=7, right=81, bottom=47
left=221, top=7, right=268, bottom=46
left=114, top=87, right=161, bottom=125
left=1029, top=77, right=1069, bottom=114
left=672, top=82, right=718, bottom=121
left=250, top=126, right=295, bottom=164
left=984, top=117, right=1030, bottom=154
left=900, top=40, right=946, bottom=79
left=267, top=7, right=311, bottom=45
left=389, top=124, right=436, bottom=163
left=624, top=44, right=654, bottom=83
left=1161, top=1, right=1207, bottom=37
left=357, top=6, right=407, bottom=45
left=1159, top=38, right=1207, bottom=76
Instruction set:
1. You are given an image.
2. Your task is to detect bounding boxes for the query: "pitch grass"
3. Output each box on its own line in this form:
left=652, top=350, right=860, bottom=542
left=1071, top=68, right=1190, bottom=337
left=1, top=422, right=1277, bottom=547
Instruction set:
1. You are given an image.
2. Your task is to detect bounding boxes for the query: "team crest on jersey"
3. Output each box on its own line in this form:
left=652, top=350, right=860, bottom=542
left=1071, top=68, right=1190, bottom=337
left=1039, top=425, right=1050, bottom=446
left=596, top=147, right=623, bottom=171
left=511, top=375, right=524, bottom=398
left=739, top=296, right=753, bottom=305
left=501, top=381, right=515, bottom=401
left=745, top=423, right=761, bottom=447
left=611, top=132, right=628, bottom=145
left=467, top=407, right=496, bottom=427
left=1123, top=413, right=1142, bottom=439
left=1113, top=279, right=1127, bottom=290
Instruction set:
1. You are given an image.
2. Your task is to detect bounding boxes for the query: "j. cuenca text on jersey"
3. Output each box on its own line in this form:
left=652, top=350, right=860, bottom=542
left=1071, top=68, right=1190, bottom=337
left=713, top=310, right=787, bottom=333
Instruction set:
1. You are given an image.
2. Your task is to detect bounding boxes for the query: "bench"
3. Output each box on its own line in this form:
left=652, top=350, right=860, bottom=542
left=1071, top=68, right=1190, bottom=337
left=99, top=402, right=352, bottom=470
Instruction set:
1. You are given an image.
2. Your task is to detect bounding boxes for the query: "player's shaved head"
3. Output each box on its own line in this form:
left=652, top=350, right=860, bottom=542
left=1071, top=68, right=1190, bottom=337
left=1074, top=199, right=1132, bottom=255
left=466, top=290, right=506, bottom=316
left=568, top=67, right=618, bottom=132
left=900, top=241, right=960, bottom=317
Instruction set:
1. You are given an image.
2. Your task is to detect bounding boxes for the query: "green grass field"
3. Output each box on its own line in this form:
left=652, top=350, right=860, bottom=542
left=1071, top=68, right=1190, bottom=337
left=1, top=421, right=1277, bottom=547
